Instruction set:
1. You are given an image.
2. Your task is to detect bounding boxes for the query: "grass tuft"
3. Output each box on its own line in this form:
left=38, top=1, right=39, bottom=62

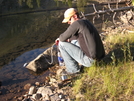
left=72, top=28, right=134, bottom=101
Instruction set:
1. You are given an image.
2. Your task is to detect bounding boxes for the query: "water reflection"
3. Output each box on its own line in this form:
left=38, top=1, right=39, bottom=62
left=0, top=10, right=68, bottom=100
left=0, top=48, right=46, bottom=83
left=0, top=10, right=67, bottom=68
left=0, top=48, right=50, bottom=99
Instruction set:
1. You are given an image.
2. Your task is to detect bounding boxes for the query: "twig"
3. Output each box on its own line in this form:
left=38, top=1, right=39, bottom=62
left=113, top=12, right=117, bottom=25
left=93, top=4, right=100, bottom=18
left=112, top=0, right=119, bottom=25
left=93, top=15, right=96, bottom=24
left=108, top=3, right=114, bottom=12
left=93, top=4, right=97, bottom=13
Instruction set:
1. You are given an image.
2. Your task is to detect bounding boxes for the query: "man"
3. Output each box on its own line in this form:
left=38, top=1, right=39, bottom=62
left=56, top=8, right=105, bottom=74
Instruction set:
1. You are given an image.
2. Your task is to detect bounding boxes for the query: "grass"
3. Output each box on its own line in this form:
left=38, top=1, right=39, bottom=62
left=72, top=28, right=134, bottom=101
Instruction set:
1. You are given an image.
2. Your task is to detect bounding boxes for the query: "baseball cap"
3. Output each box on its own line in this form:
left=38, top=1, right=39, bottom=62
left=62, top=8, right=78, bottom=23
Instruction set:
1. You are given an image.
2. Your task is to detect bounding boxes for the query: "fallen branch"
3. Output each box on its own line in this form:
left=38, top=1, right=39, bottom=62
left=84, top=6, right=134, bottom=16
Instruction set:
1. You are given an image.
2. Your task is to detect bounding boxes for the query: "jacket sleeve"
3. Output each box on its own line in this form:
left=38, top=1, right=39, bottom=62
left=59, top=21, right=79, bottom=41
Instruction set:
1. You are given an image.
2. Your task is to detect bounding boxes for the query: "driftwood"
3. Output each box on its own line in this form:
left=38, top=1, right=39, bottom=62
left=84, top=6, right=134, bottom=16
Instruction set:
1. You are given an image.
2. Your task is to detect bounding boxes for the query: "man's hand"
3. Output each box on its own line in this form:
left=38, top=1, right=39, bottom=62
left=66, top=39, right=70, bottom=42
left=55, top=38, right=59, bottom=46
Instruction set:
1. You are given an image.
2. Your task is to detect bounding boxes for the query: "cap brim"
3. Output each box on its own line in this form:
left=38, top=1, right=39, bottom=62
left=62, top=18, right=69, bottom=23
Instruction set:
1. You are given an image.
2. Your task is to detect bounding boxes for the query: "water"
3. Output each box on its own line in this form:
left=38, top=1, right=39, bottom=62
left=0, top=48, right=49, bottom=99
left=0, top=10, right=67, bottom=100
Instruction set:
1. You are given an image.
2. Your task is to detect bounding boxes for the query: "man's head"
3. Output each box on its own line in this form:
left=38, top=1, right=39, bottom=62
left=62, top=8, right=79, bottom=24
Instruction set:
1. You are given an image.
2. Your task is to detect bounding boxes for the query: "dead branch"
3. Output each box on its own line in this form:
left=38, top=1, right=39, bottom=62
left=85, top=6, right=134, bottom=16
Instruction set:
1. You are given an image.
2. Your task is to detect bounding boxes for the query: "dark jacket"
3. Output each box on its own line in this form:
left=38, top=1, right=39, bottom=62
left=59, top=19, right=105, bottom=60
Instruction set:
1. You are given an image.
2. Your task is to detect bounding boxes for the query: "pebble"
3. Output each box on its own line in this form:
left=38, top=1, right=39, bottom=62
left=35, top=82, right=40, bottom=86
left=24, top=83, right=31, bottom=90
left=19, top=66, right=74, bottom=101
left=28, top=86, right=37, bottom=95
left=18, top=96, right=24, bottom=100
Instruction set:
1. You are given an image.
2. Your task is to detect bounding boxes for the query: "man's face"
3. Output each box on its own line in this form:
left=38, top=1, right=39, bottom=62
left=67, top=15, right=75, bottom=25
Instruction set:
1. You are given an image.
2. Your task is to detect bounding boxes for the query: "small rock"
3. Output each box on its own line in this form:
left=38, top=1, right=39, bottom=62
left=59, top=94, right=64, bottom=99
left=76, top=93, right=84, bottom=99
left=18, top=96, right=24, bottom=100
left=40, top=87, right=53, bottom=97
left=31, top=93, right=42, bottom=100
left=45, top=94, right=51, bottom=100
left=61, top=99, right=66, bottom=101
left=17, top=89, right=21, bottom=92
left=22, top=98, right=31, bottom=101
left=24, top=83, right=31, bottom=90
left=51, top=82, right=59, bottom=88
left=106, top=98, right=113, bottom=101
left=50, top=93, right=61, bottom=101
left=35, top=82, right=40, bottom=86
left=50, top=77, right=57, bottom=83
left=56, top=68, right=63, bottom=76
left=56, top=89, right=64, bottom=94
left=9, top=90, right=14, bottom=93
left=28, top=86, right=37, bottom=95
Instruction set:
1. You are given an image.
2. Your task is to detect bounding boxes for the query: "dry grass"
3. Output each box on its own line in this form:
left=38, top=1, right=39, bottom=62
left=72, top=24, right=134, bottom=101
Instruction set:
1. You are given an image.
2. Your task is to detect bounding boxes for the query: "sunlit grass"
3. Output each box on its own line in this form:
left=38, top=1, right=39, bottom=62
left=72, top=31, right=134, bottom=101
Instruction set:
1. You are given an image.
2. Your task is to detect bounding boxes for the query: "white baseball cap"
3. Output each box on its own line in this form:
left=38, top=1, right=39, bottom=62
left=62, top=8, right=78, bottom=23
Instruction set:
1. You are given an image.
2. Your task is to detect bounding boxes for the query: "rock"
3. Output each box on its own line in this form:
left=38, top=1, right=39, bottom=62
left=22, top=98, right=32, bottom=101
left=42, top=94, right=51, bottom=101
left=56, top=68, right=63, bottom=76
left=56, top=89, right=64, bottom=94
left=61, top=99, right=66, bottom=101
left=59, top=94, right=64, bottom=99
left=120, top=11, right=133, bottom=24
left=25, top=46, right=58, bottom=72
left=35, top=82, right=40, bottom=87
left=18, top=96, right=24, bottom=101
left=51, top=82, right=59, bottom=88
left=36, top=86, right=53, bottom=98
left=24, top=83, right=31, bottom=90
left=40, top=87, right=53, bottom=97
left=50, top=77, right=57, bottom=83
left=76, top=93, right=84, bottom=99
left=28, top=86, right=37, bottom=95
left=50, top=93, right=61, bottom=101
left=106, top=98, right=113, bottom=101
left=31, top=93, right=42, bottom=100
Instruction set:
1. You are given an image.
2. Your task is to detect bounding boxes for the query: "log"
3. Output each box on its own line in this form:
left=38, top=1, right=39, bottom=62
left=84, top=6, right=134, bottom=16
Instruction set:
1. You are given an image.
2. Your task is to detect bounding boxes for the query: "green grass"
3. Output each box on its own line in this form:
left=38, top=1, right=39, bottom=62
left=72, top=29, right=134, bottom=101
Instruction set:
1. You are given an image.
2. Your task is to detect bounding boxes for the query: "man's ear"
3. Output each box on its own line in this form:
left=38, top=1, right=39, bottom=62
left=73, top=14, right=78, bottom=19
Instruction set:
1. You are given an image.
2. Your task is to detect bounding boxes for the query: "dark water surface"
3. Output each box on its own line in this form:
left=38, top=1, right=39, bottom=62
left=0, top=48, right=49, bottom=100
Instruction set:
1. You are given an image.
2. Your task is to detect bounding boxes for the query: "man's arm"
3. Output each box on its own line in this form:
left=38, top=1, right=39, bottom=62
left=59, top=21, right=79, bottom=41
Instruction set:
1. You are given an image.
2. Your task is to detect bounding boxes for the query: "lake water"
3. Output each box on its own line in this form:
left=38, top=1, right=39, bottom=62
left=0, top=9, right=68, bottom=100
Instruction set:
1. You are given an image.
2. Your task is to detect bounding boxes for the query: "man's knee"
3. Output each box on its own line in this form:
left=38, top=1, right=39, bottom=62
left=59, top=41, right=70, bottom=48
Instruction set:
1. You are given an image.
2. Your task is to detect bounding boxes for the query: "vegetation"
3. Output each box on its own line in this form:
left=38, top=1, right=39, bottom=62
left=18, top=0, right=40, bottom=8
left=72, top=27, right=134, bottom=100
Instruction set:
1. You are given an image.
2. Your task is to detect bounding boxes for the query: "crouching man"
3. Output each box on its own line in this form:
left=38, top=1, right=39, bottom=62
left=56, top=8, right=105, bottom=74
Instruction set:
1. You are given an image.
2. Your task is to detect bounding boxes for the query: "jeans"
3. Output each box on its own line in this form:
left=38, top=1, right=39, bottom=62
left=58, top=40, right=94, bottom=73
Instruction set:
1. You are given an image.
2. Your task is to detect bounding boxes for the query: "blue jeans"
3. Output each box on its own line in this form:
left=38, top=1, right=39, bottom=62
left=58, top=40, right=94, bottom=73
